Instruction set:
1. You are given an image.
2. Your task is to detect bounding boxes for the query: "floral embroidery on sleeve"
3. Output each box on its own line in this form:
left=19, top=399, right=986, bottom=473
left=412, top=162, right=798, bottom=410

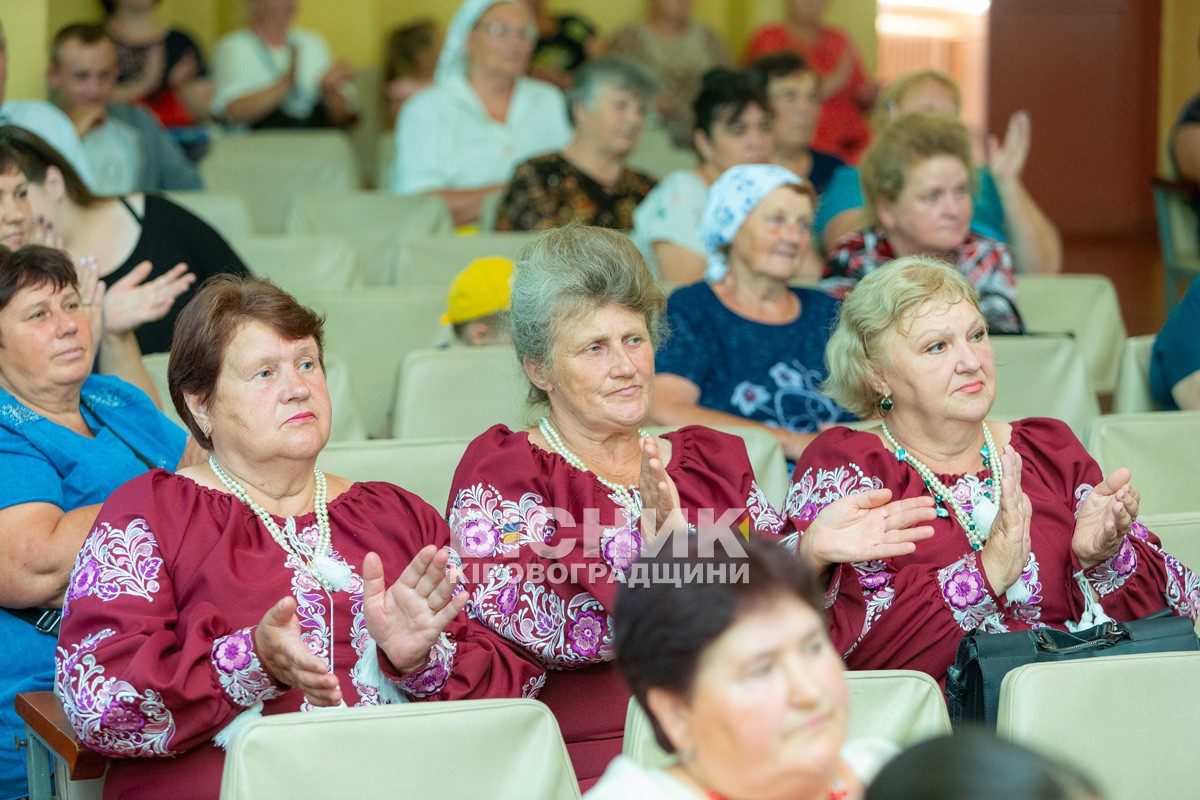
left=840, top=560, right=895, bottom=657
left=211, top=627, right=285, bottom=708
left=599, top=504, right=642, bottom=575
left=56, top=629, right=178, bottom=757
left=937, top=553, right=1006, bottom=633
left=746, top=480, right=784, bottom=535
left=63, top=519, right=164, bottom=615
left=397, top=632, right=457, bottom=698
left=1162, top=551, right=1200, bottom=622
left=521, top=673, right=547, bottom=699
left=1084, top=537, right=1137, bottom=597
left=1002, top=553, right=1045, bottom=627
left=450, top=484, right=557, bottom=559
left=785, top=463, right=884, bottom=523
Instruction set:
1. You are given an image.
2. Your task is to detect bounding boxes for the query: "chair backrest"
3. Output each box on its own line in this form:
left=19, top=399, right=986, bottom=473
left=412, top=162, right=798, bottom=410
left=219, top=699, right=581, bottom=800
left=283, top=192, right=453, bottom=285
left=997, top=652, right=1200, bottom=800
left=1014, top=274, right=1126, bottom=393
left=1152, top=177, right=1200, bottom=310
left=394, top=232, right=541, bottom=292
left=392, top=346, right=530, bottom=440
left=231, top=235, right=362, bottom=294
left=1112, top=335, right=1160, bottom=413
left=200, top=131, right=359, bottom=233
left=297, top=288, right=447, bottom=436
left=1087, top=411, right=1200, bottom=515
left=990, top=335, right=1100, bottom=440
left=346, top=66, right=383, bottom=188
left=623, top=669, right=950, bottom=770
left=625, top=124, right=698, bottom=180
left=142, top=351, right=184, bottom=430
left=643, top=424, right=790, bottom=511
left=317, top=437, right=472, bottom=510
left=163, top=191, right=254, bottom=241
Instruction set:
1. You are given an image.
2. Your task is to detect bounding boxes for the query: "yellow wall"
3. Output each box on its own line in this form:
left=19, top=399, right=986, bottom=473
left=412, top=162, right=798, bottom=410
left=1160, top=0, right=1200, bottom=170
left=2, top=0, right=51, bottom=100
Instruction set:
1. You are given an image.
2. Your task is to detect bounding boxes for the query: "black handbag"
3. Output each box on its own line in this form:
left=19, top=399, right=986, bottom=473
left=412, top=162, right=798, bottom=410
left=945, top=610, right=1200, bottom=726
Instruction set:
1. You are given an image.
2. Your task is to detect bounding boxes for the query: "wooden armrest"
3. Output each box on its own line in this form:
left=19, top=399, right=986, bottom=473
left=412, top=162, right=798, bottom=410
left=15, top=691, right=107, bottom=781
left=1153, top=176, right=1200, bottom=202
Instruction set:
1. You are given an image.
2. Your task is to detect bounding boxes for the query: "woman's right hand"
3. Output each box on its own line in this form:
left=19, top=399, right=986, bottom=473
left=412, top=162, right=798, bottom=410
left=800, top=489, right=936, bottom=572
left=638, top=434, right=685, bottom=539
left=980, top=445, right=1032, bottom=594
left=103, top=260, right=195, bottom=334
left=255, top=596, right=343, bottom=707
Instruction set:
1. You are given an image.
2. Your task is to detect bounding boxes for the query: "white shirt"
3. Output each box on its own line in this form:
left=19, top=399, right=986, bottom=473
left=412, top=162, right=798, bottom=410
left=631, top=169, right=708, bottom=279
left=0, top=101, right=98, bottom=191
left=210, top=28, right=333, bottom=122
left=390, top=74, right=571, bottom=194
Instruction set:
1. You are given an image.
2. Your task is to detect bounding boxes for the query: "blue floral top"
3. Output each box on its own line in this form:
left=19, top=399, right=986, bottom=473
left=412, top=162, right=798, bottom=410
left=655, top=282, right=856, bottom=438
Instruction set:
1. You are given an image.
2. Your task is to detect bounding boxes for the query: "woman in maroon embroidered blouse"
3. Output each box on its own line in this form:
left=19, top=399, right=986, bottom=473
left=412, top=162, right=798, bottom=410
left=54, top=277, right=481, bottom=800
left=787, top=256, right=1199, bottom=686
left=445, top=223, right=935, bottom=788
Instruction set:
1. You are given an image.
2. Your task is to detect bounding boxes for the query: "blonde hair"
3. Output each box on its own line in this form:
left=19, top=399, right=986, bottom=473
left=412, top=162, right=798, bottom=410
left=859, top=113, right=975, bottom=228
left=872, top=69, right=961, bottom=131
left=822, top=256, right=980, bottom=419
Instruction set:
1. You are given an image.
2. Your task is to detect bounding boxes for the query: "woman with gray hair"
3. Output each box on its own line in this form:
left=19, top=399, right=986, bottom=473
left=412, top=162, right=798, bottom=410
left=496, top=57, right=658, bottom=231
left=446, top=223, right=934, bottom=787
left=788, top=255, right=1192, bottom=687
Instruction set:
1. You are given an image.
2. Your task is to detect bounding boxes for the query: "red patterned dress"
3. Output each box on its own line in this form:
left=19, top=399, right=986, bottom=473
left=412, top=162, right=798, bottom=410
left=785, top=419, right=1200, bottom=686
left=446, top=424, right=787, bottom=787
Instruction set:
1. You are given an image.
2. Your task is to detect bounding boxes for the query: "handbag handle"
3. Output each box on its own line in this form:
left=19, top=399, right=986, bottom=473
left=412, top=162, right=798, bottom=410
left=1034, top=623, right=1127, bottom=654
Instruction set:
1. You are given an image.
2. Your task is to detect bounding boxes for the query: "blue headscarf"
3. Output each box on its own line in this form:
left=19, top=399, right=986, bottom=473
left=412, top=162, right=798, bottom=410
left=435, top=0, right=530, bottom=83
left=699, top=164, right=809, bottom=282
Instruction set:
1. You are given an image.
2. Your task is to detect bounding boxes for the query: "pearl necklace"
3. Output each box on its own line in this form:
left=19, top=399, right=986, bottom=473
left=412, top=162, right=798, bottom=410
left=538, top=416, right=647, bottom=514
left=879, top=422, right=1003, bottom=552
left=208, top=455, right=352, bottom=592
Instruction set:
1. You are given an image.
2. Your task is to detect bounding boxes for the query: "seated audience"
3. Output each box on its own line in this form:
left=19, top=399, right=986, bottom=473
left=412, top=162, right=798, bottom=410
left=529, top=0, right=598, bottom=90
left=607, top=0, right=731, bottom=148
left=743, top=0, right=875, bottom=164
left=650, top=164, right=854, bottom=464
left=788, top=256, right=1197, bottom=686
left=1150, top=277, right=1200, bottom=410
left=0, top=18, right=98, bottom=190
left=0, top=125, right=248, bottom=354
left=632, top=68, right=773, bottom=284
left=587, top=538, right=896, bottom=800
left=391, top=0, right=571, bottom=227
left=49, top=24, right=202, bottom=195
left=102, top=0, right=214, bottom=162
left=442, top=255, right=513, bottom=346
left=382, top=19, right=440, bottom=125
left=817, top=69, right=1062, bottom=274
left=865, top=730, right=1103, bottom=800
left=445, top=222, right=933, bottom=787
left=752, top=51, right=844, bottom=194
left=57, top=276, right=468, bottom=800
left=496, top=58, right=656, bottom=232
left=822, top=113, right=1024, bottom=334
left=211, top=0, right=357, bottom=129
left=0, top=245, right=192, bottom=800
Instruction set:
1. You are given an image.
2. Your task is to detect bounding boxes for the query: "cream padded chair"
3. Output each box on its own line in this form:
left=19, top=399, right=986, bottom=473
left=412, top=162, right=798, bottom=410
left=1014, top=274, right=1127, bottom=393
left=297, top=288, right=446, bottom=437
left=283, top=192, right=453, bottom=285
left=990, top=335, right=1100, bottom=440
left=623, top=669, right=950, bottom=770
left=219, top=699, right=581, bottom=800
left=1087, top=411, right=1200, bottom=515
left=163, top=191, right=254, bottom=241
left=231, top=235, right=362, bottom=294
left=644, top=425, right=790, bottom=511
left=626, top=124, right=698, bottom=180
left=141, top=352, right=184, bottom=430
left=200, top=131, right=359, bottom=234
left=318, top=437, right=471, bottom=510
left=1112, top=335, right=1160, bottom=413
left=394, top=232, right=541, bottom=292
left=392, top=346, right=529, bottom=440
left=997, top=652, right=1200, bottom=800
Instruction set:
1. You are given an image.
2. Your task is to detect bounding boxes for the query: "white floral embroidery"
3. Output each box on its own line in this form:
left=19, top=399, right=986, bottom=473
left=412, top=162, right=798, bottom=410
left=0, top=402, right=39, bottom=426
left=521, top=673, right=547, bottom=699
left=937, top=553, right=1007, bottom=633
left=746, top=480, right=784, bottom=535
left=1085, top=537, right=1138, bottom=597
left=786, top=463, right=884, bottom=523
left=211, top=627, right=284, bottom=707
left=598, top=503, right=642, bottom=576
left=398, top=633, right=457, bottom=697
left=57, top=629, right=177, bottom=757
left=450, top=483, right=557, bottom=559
left=1004, top=553, right=1045, bottom=627
left=64, top=519, right=163, bottom=615
left=81, top=388, right=122, bottom=408
left=1163, top=551, right=1200, bottom=622
left=842, top=561, right=894, bottom=657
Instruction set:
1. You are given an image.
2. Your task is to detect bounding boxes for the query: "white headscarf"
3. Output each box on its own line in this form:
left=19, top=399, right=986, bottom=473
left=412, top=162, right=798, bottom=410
left=434, top=0, right=530, bottom=83
left=699, top=164, right=809, bottom=282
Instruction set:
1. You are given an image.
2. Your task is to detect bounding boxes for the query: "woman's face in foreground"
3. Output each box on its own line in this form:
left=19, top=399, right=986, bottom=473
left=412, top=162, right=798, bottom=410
left=0, top=168, right=32, bottom=249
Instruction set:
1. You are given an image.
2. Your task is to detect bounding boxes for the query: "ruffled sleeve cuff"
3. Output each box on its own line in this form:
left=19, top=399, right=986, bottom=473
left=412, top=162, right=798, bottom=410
left=1082, top=536, right=1137, bottom=597
left=211, top=626, right=286, bottom=708
left=369, top=633, right=457, bottom=699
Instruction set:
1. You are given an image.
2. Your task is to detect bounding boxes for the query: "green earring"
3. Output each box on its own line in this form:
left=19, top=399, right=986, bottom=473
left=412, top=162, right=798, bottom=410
left=879, top=395, right=893, bottom=413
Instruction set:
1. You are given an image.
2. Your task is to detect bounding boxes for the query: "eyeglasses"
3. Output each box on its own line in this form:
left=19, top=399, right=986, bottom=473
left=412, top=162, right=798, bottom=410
left=476, top=22, right=537, bottom=42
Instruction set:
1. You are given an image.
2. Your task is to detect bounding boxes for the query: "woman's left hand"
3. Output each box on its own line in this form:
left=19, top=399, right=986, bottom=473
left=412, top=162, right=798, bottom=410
left=799, top=489, right=937, bottom=572
left=362, top=545, right=467, bottom=675
left=1072, top=467, right=1136, bottom=569
left=103, top=260, right=195, bottom=334
left=638, top=434, right=685, bottom=540
left=74, top=256, right=105, bottom=346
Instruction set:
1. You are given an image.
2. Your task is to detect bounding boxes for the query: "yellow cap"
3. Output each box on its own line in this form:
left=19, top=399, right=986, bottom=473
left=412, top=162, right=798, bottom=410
left=440, top=256, right=515, bottom=325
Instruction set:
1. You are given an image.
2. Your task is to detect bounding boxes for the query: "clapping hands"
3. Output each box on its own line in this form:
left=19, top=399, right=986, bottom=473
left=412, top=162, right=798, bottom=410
left=800, top=488, right=936, bottom=572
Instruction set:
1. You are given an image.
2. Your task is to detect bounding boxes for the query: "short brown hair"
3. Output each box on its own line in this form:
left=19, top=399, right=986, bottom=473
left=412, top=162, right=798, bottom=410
left=0, top=244, right=78, bottom=313
left=168, top=275, right=325, bottom=449
left=0, top=126, right=99, bottom=206
left=51, top=23, right=114, bottom=69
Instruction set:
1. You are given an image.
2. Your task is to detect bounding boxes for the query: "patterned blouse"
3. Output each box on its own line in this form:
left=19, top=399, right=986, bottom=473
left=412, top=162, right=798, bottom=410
left=786, top=419, right=1200, bottom=686
left=495, top=153, right=656, bottom=232
left=823, top=228, right=1024, bottom=334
